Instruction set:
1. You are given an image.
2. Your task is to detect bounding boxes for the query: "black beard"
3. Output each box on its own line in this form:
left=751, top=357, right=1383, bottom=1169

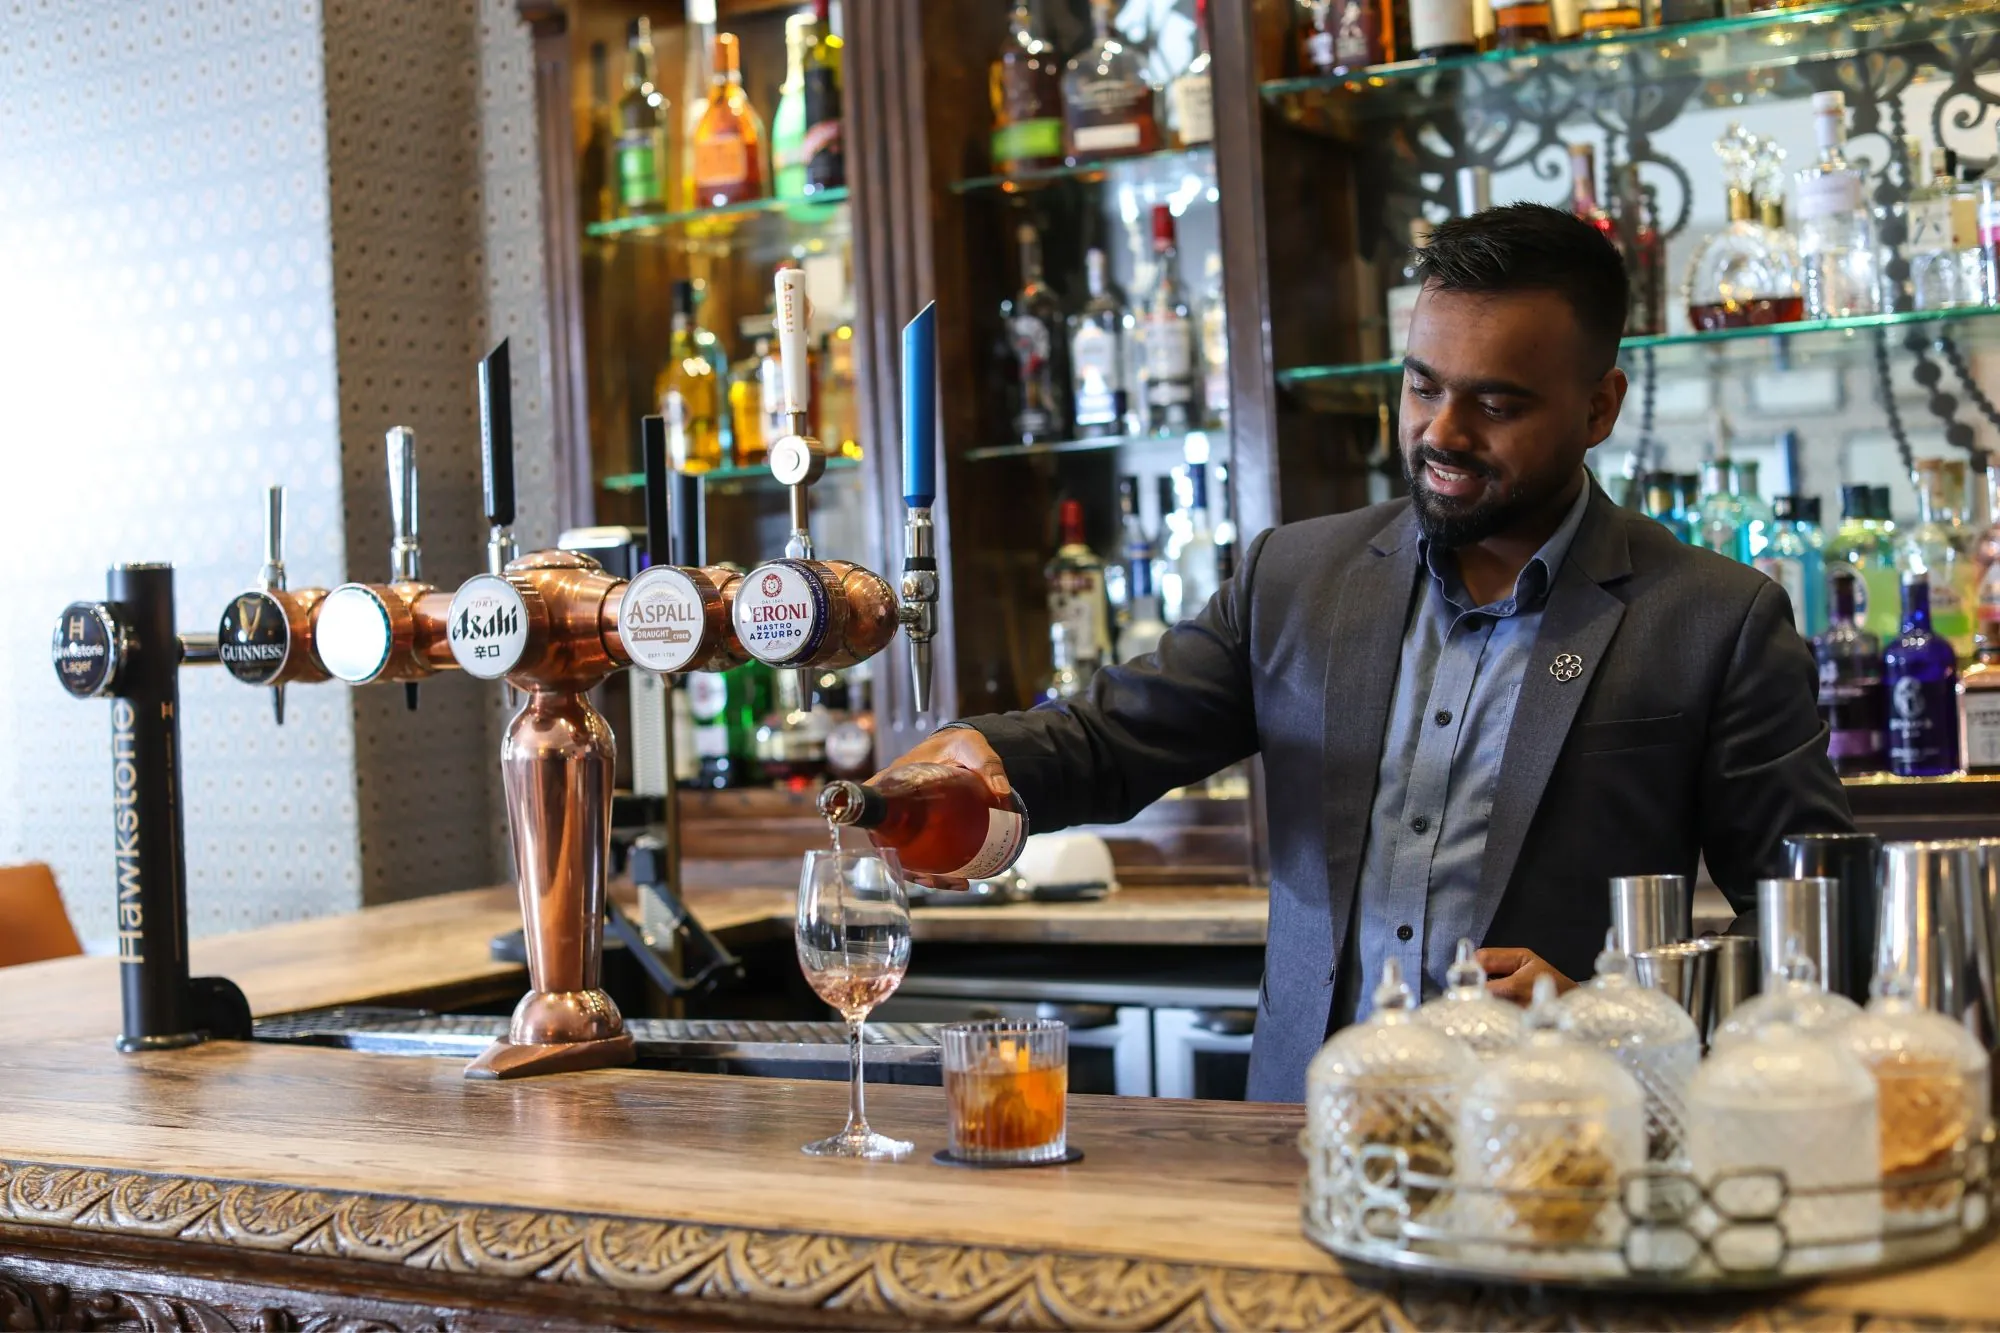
left=1401, top=446, right=1516, bottom=549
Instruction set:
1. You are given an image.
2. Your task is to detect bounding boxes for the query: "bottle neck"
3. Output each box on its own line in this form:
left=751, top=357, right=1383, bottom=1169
left=1829, top=572, right=1861, bottom=625
left=1091, top=0, right=1112, bottom=43
left=817, top=779, right=886, bottom=827
left=1570, top=154, right=1598, bottom=215
left=1019, top=234, right=1044, bottom=287
left=1903, top=577, right=1933, bottom=634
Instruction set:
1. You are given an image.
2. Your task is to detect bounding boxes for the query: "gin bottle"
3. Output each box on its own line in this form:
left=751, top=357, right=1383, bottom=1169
left=1902, top=458, right=1978, bottom=660
left=1795, top=92, right=1880, bottom=319
left=1884, top=572, right=1961, bottom=777
left=1813, top=569, right=1887, bottom=776
left=1755, top=495, right=1824, bottom=637
left=1068, top=247, right=1132, bottom=438
left=1693, top=458, right=1747, bottom=562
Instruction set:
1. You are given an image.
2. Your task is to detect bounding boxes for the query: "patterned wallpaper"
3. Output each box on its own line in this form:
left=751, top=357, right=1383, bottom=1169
left=0, top=0, right=556, bottom=943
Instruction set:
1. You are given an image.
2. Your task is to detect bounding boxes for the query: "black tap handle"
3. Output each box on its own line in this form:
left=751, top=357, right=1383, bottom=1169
left=642, top=414, right=671, bottom=568
left=479, top=339, right=515, bottom=528
left=672, top=470, right=704, bottom=569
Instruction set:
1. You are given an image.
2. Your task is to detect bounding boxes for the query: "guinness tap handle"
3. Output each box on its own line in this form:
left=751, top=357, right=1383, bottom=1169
left=387, top=426, right=421, bottom=583
left=642, top=414, right=672, bottom=567
left=480, top=340, right=517, bottom=575
left=260, top=485, right=287, bottom=592
left=671, top=470, right=704, bottom=570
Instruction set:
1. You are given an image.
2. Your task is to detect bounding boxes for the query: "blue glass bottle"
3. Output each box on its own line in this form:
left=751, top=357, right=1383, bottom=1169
left=1755, top=495, right=1826, bottom=637
left=1884, top=571, right=1962, bottom=777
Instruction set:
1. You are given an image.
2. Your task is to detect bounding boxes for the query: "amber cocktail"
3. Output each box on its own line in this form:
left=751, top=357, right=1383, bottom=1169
left=941, top=1019, right=1068, bottom=1164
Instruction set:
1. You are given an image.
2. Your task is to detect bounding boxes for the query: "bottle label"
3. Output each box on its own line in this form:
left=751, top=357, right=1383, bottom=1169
left=1305, top=28, right=1334, bottom=70
left=1072, top=120, right=1142, bottom=154
left=1067, top=76, right=1153, bottom=155
left=1049, top=568, right=1110, bottom=662
left=1010, top=313, right=1057, bottom=437
left=693, top=134, right=751, bottom=191
left=693, top=722, right=730, bottom=759
left=992, top=118, right=1062, bottom=167
left=1753, top=555, right=1809, bottom=636
left=1796, top=170, right=1864, bottom=221
left=1980, top=195, right=2000, bottom=248
left=1145, top=316, right=1194, bottom=389
left=688, top=671, right=729, bottom=724
left=1888, top=673, right=1960, bottom=773
left=1965, top=688, right=2000, bottom=771
left=615, top=135, right=661, bottom=208
left=732, top=559, right=830, bottom=666
left=1931, top=577, right=1974, bottom=645
left=1070, top=322, right=1124, bottom=428
left=1333, top=0, right=1381, bottom=67
left=1385, top=282, right=1423, bottom=357
left=1410, top=0, right=1477, bottom=49
left=621, top=566, right=708, bottom=674
left=1908, top=197, right=1953, bottom=253
left=1168, top=72, right=1213, bottom=147
left=1201, top=305, right=1229, bottom=411
left=945, top=806, right=1029, bottom=881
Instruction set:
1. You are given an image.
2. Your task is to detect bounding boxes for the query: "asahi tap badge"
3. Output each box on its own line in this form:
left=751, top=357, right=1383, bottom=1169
left=733, top=559, right=830, bottom=666
left=621, top=564, right=708, bottom=674
left=447, top=573, right=531, bottom=680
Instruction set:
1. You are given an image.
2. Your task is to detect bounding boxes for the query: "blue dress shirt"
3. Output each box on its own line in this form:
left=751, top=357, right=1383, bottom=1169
left=1332, top=482, right=1593, bottom=1028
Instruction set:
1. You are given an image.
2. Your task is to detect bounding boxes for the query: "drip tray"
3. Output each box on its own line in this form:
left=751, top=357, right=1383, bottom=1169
left=254, top=1007, right=943, bottom=1082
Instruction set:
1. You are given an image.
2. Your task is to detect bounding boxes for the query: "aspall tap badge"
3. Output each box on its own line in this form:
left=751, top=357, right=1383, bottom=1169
left=218, top=591, right=290, bottom=685
left=732, top=559, right=830, bottom=667
left=52, top=602, right=120, bottom=698
left=621, top=565, right=707, bottom=674
left=447, top=573, right=532, bottom=680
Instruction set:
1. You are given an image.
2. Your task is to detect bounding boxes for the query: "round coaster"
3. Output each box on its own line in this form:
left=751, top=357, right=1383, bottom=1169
left=931, top=1146, right=1084, bottom=1170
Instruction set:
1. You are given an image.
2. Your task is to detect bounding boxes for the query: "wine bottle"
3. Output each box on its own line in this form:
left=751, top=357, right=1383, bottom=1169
left=819, top=763, right=1028, bottom=879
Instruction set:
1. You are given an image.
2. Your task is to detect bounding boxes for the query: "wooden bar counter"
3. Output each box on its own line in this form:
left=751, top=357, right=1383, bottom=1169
left=0, top=889, right=1994, bottom=1330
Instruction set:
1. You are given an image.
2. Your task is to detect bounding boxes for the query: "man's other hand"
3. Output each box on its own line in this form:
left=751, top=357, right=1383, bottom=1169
left=1476, top=947, right=1576, bottom=1006
left=874, top=727, right=1012, bottom=803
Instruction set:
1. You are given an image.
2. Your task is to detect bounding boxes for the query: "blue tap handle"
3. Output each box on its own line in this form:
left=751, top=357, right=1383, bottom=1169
left=902, top=302, right=936, bottom=510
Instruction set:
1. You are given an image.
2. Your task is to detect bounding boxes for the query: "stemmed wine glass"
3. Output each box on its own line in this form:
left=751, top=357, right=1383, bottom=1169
left=796, top=845, right=913, bottom=1159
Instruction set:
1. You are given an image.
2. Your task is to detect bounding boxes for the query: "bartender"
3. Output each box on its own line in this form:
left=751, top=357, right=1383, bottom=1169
left=883, top=204, right=1853, bottom=1102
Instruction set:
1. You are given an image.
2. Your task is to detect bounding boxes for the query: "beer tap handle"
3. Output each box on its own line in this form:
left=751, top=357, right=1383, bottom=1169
left=899, top=302, right=940, bottom=720
left=671, top=470, right=704, bottom=570
left=480, top=340, right=517, bottom=576
left=386, top=426, right=422, bottom=710
left=642, top=414, right=672, bottom=568
left=262, top=484, right=288, bottom=724
left=768, top=266, right=825, bottom=561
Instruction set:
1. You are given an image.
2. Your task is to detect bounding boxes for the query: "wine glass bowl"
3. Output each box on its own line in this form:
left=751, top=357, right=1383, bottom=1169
left=796, top=846, right=913, bottom=1159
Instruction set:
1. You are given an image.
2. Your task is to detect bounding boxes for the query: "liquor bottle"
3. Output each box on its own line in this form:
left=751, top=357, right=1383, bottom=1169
left=1693, top=458, right=1746, bottom=561
left=1142, top=205, right=1198, bottom=435
left=655, top=280, right=722, bottom=473
left=1046, top=498, right=1112, bottom=667
left=727, top=344, right=764, bottom=468
left=1813, top=568, right=1888, bottom=777
left=1198, top=252, right=1229, bottom=429
left=1796, top=92, right=1880, bottom=320
left=819, top=763, right=1028, bottom=880
left=1578, top=0, right=1641, bottom=34
left=1751, top=142, right=1808, bottom=321
left=1963, top=641, right=2000, bottom=776
left=1385, top=218, right=1432, bottom=358
left=1214, top=460, right=1238, bottom=584
left=1064, top=0, right=1162, bottom=160
left=1001, top=224, right=1067, bottom=445
left=688, top=659, right=773, bottom=788
left=1755, top=495, right=1825, bottom=637
left=1069, top=247, right=1132, bottom=438
left=1736, top=458, right=1774, bottom=561
left=1456, top=165, right=1492, bottom=215
left=1977, top=463, right=2000, bottom=584
left=1643, top=472, right=1682, bottom=541
left=691, top=32, right=767, bottom=209
left=579, top=42, right=615, bottom=224
left=1902, top=458, right=1978, bottom=660
left=1979, top=124, right=2000, bottom=306
left=1686, top=127, right=1803, bottom=330
left=1173, top=463, right=1222, bottom=623
left=1489, top=0, right=1553, bottom=47
left=1674, top=474, right=1703, bottom=537
left=1042, top=622, right=1092, bottom=703
left=801, top=0, right=845, bottom=194
left=756, top=687, right=831, bottom=791
left=1612, top=163, right=1665, bottom=336
left=824, top=668, right=876, bottom=781
left=1168, top=0, right=1215, bottom=149
left=1910, top=147, right=1978, bottom=312
left=1117, top=516, right=1170, bottom=663
left=772, top=14, right=810, bottom=200
left=615, top=19, right=668, bottom=215
left=1863, top=486, right=1904, bottom=644
left=679, top=0, right=718, bottom=210
left=1155, top=473, right=1187, bottom=619
left=1411, top=0, right=1477, bottom=57
left=991, top=0, right=1065, bottom=174
left=1885, top=572, right=1962, bottom=777
left=1569, top=143, right=1621, bottom=253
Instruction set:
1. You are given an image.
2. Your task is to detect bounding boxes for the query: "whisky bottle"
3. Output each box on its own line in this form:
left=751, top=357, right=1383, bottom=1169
left=655, top=280, right=722, bottom=473
left=1142, top=205, right=1197, bottom=435
left=679, top=0, right=718, bottom=211
left=614, top=19, right=668, bottom=215
left=1063, top=0, right=1162, bottom=160
left=1884, top=572, right=1962, bottom=778
left=1046, top=498, right=1111, bottom=668
left=1301, top=0, right=1390, bottom=74
left=691, top=32, right=767, bottom=208
left=1068, top=247, right=1131, bottom=437
left=1002, top=223, right=1067, bottom=444
left=1167, top=0, right=1215, bottom=149
left=801, top=0, right=845, bottom=194
left=1813, top=568, right=1887, bottom=777
left=991, top=0, right=1065, bottom=175
left=1410, top=0, right=1476, bottom=57
left=819, top=763, right=1028, bottom=880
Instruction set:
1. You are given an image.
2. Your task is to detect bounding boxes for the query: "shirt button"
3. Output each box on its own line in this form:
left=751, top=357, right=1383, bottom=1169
left=1396, top=924, right=1414, bottom=942
left=1410, top=815, right=1430, bottom=834
left=1434, top=709, right=1453, bottom=727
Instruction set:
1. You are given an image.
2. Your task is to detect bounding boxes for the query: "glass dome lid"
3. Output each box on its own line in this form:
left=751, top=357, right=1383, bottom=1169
left=1308, top=957, right=1480, bottom=1090
left=1712, top=946, right=1862, bottom=1051
left=1694, top=997, right=1877, bottom=1108
left=1557, top=931, right=1701, bottom=1053
left=1413, top=938, right=1525, bottom=1057
left=1467, top=974, right=1643, bottom=1120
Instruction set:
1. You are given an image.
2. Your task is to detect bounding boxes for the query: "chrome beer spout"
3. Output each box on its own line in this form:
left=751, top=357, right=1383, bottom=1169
left=217, top=484, right=331, bottom=724
left=897, top=302, right=939, bottom=719
left=313, top=428, right=458, bottom=698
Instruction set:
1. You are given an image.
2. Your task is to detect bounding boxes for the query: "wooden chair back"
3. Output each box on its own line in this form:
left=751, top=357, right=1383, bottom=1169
left=0, top=862, right=84, bottom=967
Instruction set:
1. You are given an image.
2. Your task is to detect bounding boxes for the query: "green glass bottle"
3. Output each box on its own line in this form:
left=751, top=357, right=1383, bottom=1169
left=772, top=14, right=810, bottom=200
left=687, top=659, right=773, bottom=788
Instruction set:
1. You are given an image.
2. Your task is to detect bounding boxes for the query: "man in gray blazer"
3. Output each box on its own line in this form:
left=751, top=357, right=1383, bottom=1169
left=888, top=204, right=1853, bottom=1102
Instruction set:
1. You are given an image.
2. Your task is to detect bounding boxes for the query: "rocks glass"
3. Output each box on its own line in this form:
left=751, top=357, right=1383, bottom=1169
left=940, top=1019, right=1069, bottom=1165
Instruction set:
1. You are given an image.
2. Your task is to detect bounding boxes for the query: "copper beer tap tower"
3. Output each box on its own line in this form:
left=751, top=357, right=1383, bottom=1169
left=63, top=278, right=942, bottom=1080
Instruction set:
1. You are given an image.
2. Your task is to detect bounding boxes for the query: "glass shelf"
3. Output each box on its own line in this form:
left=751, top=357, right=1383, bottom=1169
left=600, top=456, right=861, bottom=493
left=964, top=429, right=1215, bottom=463
left=951, top=145, right=1214, bottom=195
left=1278, top=304, right=2000, bottom=408
left=1261, top=0, right=1998, bottom=130
left=584, top=189, right=849, bottom=240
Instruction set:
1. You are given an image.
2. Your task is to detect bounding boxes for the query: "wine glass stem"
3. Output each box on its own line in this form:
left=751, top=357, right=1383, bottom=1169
left=845, top=1016, right=869, bottom=1135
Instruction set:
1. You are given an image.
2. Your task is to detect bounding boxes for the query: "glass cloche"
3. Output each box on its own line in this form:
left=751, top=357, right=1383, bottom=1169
left=1557, top=931, right=1701, bottom=1165
left=1689, top=998, right=1883, bottom=1273
left=1413, top=938, right=1525, bottom=1058
left=1303, top=958, right=1479, bottom=1242
left=1839, top=971, right=1993, bottom=1232
left=1458, top=975, right=1647, bottom=1269
left=1711, top=947, right=1862, bottom=1050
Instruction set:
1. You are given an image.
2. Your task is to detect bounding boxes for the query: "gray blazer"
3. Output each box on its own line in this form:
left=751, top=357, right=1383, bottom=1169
left=967, top=481, right=1854, bottom=1102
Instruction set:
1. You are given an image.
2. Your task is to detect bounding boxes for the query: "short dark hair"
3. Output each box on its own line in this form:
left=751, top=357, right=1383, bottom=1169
left=1414, top=203, right=1628, bottom=373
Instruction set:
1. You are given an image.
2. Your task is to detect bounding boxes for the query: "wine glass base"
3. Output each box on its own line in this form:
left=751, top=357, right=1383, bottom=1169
left=801, top=1128, right=914, bottom=1160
